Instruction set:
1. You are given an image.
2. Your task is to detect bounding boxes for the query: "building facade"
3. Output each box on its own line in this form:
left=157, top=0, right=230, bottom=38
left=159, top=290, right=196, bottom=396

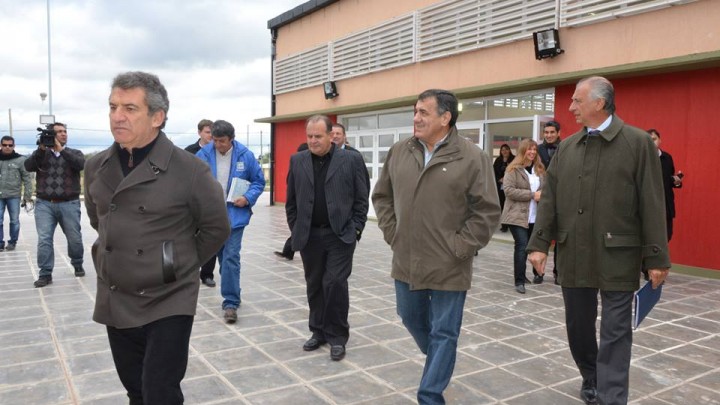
left=259, top=0, right=720, bottom=272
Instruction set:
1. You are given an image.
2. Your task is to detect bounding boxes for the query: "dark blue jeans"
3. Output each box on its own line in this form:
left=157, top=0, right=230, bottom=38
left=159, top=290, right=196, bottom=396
left=0, top=197, right=20, bottom=247
left=509, top=223, right=535, bottom=285
left=395, top=280, right=466, bottom=405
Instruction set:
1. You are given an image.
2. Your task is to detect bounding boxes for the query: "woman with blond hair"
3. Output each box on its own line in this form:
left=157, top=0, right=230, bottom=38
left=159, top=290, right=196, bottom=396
left=500, top=139, right=545, bottom=294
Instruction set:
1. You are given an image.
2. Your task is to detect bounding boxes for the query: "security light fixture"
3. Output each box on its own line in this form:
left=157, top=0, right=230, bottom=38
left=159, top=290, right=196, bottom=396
left=323, top=81, right=338, bottom=99
left=533, top=29, right=564, bottom=60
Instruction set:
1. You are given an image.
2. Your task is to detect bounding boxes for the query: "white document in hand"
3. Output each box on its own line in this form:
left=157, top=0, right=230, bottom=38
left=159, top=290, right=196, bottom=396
left=227, top=178, right=250, bottom=202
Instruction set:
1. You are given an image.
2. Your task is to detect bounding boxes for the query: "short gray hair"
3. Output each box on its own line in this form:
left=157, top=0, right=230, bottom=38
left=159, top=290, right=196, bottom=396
left=579, top=76, right=615, bottom=115
left=111, top=71, right=169, bottom=129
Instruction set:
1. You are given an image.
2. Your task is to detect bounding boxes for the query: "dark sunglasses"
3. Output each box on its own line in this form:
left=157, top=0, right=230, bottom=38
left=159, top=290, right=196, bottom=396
left=1, top=144, right=14, bottom=147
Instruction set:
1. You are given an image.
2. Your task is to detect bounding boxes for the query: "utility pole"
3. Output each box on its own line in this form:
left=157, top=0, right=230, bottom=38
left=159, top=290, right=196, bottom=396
left=8, top=109, right=13, bottom=136
left=46, top=0, right=53, bottom=114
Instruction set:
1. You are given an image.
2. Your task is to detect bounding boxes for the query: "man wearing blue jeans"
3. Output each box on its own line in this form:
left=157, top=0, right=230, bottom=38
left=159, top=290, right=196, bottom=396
left=373, top=89, right=501, bottom=404
left=0, top=136, right=33, bottom=251
left=196, top=120, right=265, bottom=324
left=25, top=123, right=85, bottom=287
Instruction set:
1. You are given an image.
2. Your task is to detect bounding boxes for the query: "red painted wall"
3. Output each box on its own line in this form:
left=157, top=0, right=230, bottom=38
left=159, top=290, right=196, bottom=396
left=273, top=115, right=337, bottom=203
left=554, top=67, right=720, bottom=270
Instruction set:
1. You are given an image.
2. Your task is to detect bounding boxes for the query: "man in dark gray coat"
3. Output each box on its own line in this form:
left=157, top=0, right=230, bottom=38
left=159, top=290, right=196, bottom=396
left=528, top=76, right=670, bottom=405
left=84, top=71, right=230, bottom=404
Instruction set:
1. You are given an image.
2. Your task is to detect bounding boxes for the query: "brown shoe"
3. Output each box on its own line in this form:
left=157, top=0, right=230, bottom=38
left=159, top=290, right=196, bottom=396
left=223, top=308, right=237, bottom=324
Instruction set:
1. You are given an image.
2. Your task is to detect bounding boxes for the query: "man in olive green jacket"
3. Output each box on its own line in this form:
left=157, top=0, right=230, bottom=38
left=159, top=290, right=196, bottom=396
left=373, top=89, right=500, bottom=404
left=528, top=77, right=670, bottom=405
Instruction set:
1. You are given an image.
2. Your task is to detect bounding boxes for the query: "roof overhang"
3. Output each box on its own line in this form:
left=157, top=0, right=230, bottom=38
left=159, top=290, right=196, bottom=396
left=268, top=0, right=341, bottom=30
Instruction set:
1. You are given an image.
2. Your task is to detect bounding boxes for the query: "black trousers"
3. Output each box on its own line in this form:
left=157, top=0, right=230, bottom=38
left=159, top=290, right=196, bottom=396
left=563, top=288, right=633, bottom=405
left=107, top=315, right=194, bottom=405
left=199, top=255, right=217, bottom=281
left=300, top=227, right=355, bottom=346
left=281, top=236, right=294, bottom=259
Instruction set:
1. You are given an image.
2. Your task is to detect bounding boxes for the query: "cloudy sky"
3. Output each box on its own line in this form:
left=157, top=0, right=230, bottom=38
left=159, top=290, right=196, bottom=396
left=0, top=0, right=305, bottom=156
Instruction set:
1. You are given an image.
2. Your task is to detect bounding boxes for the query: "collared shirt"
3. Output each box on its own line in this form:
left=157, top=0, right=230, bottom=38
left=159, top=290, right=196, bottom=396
left=418, top=132, right=450, bottom=166
left=586, top=115, right=613, bottom=134
left=215, top=145, right=233, bottom=197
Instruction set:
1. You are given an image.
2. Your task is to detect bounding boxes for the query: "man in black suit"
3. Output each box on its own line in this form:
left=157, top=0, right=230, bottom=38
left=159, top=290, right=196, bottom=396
left=648, top=129, right=682, bottom=241
left=286, top=115, right=369, bottom=361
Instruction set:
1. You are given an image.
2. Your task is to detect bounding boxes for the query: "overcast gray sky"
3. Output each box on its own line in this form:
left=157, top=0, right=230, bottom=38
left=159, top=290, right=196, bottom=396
left=0, top=0, right=304, bottom=156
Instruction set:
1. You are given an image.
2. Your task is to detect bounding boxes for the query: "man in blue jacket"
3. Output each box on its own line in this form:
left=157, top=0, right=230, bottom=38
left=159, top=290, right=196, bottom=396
left=197, top=120, right=265, bottom=323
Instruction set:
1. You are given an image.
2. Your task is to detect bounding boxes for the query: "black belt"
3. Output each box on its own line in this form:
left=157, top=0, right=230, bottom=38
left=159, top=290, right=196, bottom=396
left=40, top=198, right=78, bottom=203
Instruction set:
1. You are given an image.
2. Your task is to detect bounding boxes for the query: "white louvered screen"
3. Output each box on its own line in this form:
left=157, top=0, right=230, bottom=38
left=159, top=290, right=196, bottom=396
left=333, top=14, right=415, bottom=80
left=560, top=0, right=698, bottom=27
left=273, top=44, right=329, bottom=94
left=416, top=0, right=556, bottom=62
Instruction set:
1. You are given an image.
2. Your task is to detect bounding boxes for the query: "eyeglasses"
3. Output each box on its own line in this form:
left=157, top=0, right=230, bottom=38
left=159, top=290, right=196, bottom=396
left=1, top=144, right=14, bottom=147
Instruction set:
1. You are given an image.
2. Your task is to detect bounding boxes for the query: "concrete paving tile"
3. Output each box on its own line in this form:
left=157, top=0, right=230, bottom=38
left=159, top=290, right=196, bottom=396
left=384, top=337, right=425, bottom=360
left=631, top=397, right=676, bottom=405
left=461, top=341, right=534, bottom=366
left=500, top=314, right=561, bottom=333
left=0, top=359, right=66, bottom=387
left=628, top=365, right=684, bottom=396
left=642, top=322, right=711, bottom=342
left=501, top=332, right=567, bottom=355
left=457, top=329, right=492, bottom=349
left=204, top=346, right=274, bottom=373
left=503, top=357, right=580, bottom=385
left=444, top=380, right=496, bottom=404
left=248, top=297, right=304, bottom=313
left=632, top=330, right=685, bottom=351
left=0, top=342, right=58, bottom=366
left=241, top=324, right=304, bottom=345
left=181, top=375, right=239, bottom=404
left=694, top=335, right=720, bottom=352
left=345, top=344, right=406, bottom=369
left=692, top=371, right=720, bottom=392
left=453, top=352, right=494, bottom=376
left=351, top=296, right=395, bottom=312
left=232, top=313, right=279, bottom=330
left=57, top=335, right=110, bottom=357
left=633, top=353, right=712, bottom=381
left=348, top=310, right=388, bottom=329
left=654, top=383, right=720, bottom=405
left=456, top=367, right=541, bottom=400
left=80, top=392, right=131, bottom=405
left=258, top=338, right=318, bottom=362
left=184, top=355, right=214, bottom=379
left=0, top=304, right=43, bottom=321
left=671, top=316, right=720, bottom=334
left=467, top=320, right=529, bottom=340
left=190, top=331, right=251, bottom=354
left=368, top=306, right=401, bottom=323
left=65, top=351, right=115, bottom=376
left=224, top=364, right=301, bottom=394
left=503, top=387, right=583, bottom=405
left=0, top=378, right=71, bottom=404
left=313, top=372, right=394, bottom=404
left=353, top=392, right=417, bottom=404
left=53, top=322, right=106, bottom=341
left=664, top=343, right=720, bottom=368
left=363, top=360, right=423, bottom=390
left=244, top=385, right=332, bottom=405
left=283, top=352, right=356, bottom=381
left=0, top=314, right=48, bottom=333
left=50, top=310, right=95, bottom=328
left=354, top=322, right=409, bottom=342
left=72, top=369, right=126, bottom=400
left=471, top=304, right=520, bottom=320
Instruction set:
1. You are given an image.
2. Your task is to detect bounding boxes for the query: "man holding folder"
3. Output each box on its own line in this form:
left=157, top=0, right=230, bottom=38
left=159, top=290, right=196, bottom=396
left=197, top=119, right=265, bottom=323
left=527, top=77, right=669, bottom=405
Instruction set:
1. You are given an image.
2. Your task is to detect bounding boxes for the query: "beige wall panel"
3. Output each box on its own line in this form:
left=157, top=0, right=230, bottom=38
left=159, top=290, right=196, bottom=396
left=275, top=0, right=437, bottom=57
left=274, top=0, right=720, bottom=116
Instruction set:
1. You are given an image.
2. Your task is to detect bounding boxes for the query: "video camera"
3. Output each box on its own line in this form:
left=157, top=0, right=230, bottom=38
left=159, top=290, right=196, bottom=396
left=36, top=124, right=57, bottom=147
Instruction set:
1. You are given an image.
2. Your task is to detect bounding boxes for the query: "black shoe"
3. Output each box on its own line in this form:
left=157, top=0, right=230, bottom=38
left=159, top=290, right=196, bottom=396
left=515, top=284, right=526, bottom=294
left=223, top=308, right=237, bottom=324
left=74, top=267, right=85, bottom=277
left=273, top=251, right=293, bottom=260
left=5, top=244, right=15, bottom=251
left=202, top=278, right=216, bottom=287
left=0, top=246, right=4, bottom=252
left=533, top=275, right=544, bottom=284
left=580, top=379, right=598, bottom=404
left=34, top=276, right=53, bottom=288
left=500, top=225, right=508, bottom=232
left=330, top=345, right=346, bottom=361
left=303, top=337, right=326, bottom=351
left=554, top=276, right=560, bottom=285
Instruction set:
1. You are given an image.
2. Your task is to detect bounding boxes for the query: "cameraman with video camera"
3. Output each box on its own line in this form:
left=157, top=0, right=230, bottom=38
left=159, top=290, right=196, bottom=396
left=25, top=122, right=85, bottom=288
left=0, top=136, right=33, bottom=251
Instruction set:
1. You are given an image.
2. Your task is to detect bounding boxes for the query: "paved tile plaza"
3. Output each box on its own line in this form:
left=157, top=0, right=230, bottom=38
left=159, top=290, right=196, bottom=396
left=1, top=195, right=719, bottom=404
